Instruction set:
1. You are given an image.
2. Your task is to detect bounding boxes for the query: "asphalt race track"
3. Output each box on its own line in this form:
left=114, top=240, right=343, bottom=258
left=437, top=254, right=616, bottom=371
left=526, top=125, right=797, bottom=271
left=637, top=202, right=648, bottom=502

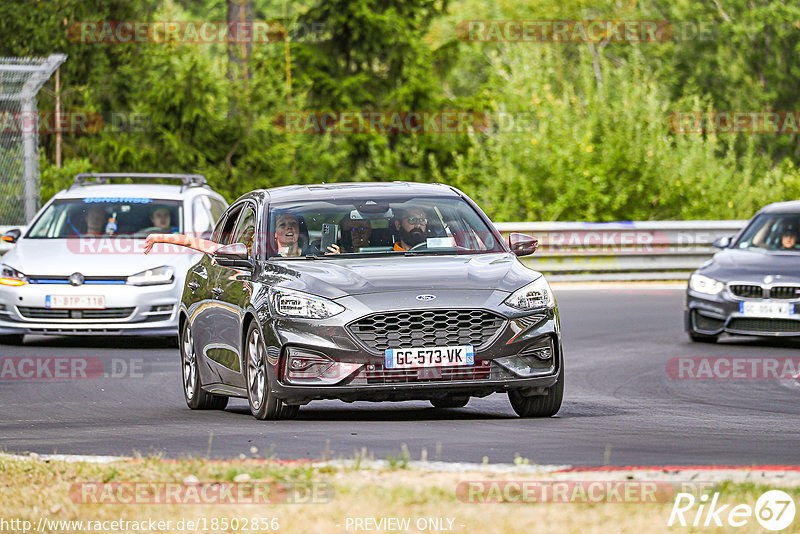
left=2, top=286, right=800, bottom=466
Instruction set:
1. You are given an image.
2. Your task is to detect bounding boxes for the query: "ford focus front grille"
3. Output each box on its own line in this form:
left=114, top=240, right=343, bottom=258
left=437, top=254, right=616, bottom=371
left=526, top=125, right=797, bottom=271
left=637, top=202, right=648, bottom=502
left=348, top=309, right=506, bottom=353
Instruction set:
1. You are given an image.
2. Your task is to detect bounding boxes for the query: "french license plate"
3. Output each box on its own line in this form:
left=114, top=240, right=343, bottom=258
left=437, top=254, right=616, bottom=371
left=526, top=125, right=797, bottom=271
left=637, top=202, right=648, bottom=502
left=45, top=295, right=106, bottom=309
left=740, top=301, right=794, bottom=317
left=384, top=345, right=474, bottom=369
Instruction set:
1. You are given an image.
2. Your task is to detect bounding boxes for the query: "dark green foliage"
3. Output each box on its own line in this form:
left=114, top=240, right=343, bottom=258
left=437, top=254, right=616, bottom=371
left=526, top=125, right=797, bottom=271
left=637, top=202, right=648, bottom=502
left=3, top=0, right=800, bottom=220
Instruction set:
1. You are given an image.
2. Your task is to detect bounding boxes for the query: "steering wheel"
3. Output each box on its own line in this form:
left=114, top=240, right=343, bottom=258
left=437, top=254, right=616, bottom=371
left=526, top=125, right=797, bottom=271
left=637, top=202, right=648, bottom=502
left=409, top=241, right=428, bottom=251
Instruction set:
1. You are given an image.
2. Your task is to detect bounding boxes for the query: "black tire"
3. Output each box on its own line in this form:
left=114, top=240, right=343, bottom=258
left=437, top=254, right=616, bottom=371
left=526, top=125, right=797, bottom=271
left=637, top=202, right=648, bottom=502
left=508, top=369, right=564, bottom=418
left=181, top=320, right=228, bottom=410
left=0, top=334, right=24, bottom=345
left=279, top=404, right=300, bottom=419
left=689, top=331, right=719, bottom=343
left=245, top=322, right=296, bottom=420
left=430, top=396, right=469, bottom=408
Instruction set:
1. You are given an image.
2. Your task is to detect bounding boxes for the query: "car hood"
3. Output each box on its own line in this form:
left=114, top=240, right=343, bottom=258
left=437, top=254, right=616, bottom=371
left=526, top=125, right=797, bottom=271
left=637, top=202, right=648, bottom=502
left=3, top=238, right=200, bottom=276
left=260, top=253, right=540, bottom=299
left=701, top=248, right=800, bottom=283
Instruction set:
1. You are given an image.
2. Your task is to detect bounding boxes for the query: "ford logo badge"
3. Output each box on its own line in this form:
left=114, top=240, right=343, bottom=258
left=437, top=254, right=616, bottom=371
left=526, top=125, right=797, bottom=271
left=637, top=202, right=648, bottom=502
left=416, top=294, right=436, bottom=301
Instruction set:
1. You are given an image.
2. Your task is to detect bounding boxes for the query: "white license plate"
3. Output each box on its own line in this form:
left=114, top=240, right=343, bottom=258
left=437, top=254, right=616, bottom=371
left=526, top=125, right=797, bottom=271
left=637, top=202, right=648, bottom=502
left=384, top=345, right=474, bottom=369
left=740, top=301, right=794, bottom=317
left=45, top=295, right=106, bottom=309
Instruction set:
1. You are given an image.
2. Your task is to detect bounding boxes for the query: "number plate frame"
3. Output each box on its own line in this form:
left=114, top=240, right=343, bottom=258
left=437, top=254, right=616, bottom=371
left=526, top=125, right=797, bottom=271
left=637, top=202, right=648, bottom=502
left=739, top=301, right=794, bottom=317
left=45, top=295, right=107, bottom=309
left=384, top=345, right=474, bottom=369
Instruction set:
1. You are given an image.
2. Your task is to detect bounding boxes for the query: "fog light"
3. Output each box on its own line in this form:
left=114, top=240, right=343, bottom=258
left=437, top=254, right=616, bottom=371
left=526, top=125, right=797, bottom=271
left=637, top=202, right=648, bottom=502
left=285, top=348, right=361, bottom=385
left=495, top=341, right=555, bottom=377
left=528, top=347, right=552, bottom=360
left=150, top=304, right=174, bottom=313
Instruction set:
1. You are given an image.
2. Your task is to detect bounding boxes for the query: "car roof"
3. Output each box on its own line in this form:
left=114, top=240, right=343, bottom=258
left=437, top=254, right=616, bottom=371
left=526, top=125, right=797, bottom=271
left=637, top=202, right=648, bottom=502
left=258, top=182, right=461, bottom=203
left=54, top=183, right=220, bottom=201
left=759, top=200, right=800, bottom=214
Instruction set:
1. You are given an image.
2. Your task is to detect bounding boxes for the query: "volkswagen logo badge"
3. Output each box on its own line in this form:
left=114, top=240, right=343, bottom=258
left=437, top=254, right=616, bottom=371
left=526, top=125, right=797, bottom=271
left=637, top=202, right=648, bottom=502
left=69, top=272, right=84, bottom=286
left=416, top=294, right=436, bottom=301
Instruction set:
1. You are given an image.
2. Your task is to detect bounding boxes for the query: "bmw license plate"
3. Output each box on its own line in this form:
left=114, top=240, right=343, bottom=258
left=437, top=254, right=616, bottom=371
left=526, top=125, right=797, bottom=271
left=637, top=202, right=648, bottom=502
left=45, top=295, right=106, bottom=309
left=384, top=345, right=474, bottom=369
left=740, top=301, right=794, bottom=317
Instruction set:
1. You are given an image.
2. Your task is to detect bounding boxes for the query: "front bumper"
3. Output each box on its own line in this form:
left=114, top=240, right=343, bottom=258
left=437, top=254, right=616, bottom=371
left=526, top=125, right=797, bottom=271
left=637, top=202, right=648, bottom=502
left=685, top=286, right=800, bottom=337
left=260, top=295, right=562, bottom=404
left=0, top=281, right=180, bottom=337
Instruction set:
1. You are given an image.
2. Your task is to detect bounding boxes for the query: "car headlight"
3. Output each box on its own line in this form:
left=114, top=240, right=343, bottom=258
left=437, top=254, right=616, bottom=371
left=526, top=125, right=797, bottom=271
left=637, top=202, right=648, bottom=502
left=689, top=273, right=724, bottom=295
left=269, top=287, right=345, bottom=319
left=126, top=266, right=175, bottom=286
left=504, top=277, right=555, bottom=310
left=0, top=264, right=26, bottom=286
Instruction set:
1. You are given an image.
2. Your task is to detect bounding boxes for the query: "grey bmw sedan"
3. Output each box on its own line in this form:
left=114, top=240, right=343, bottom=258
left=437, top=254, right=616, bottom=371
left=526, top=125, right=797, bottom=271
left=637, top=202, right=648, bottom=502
left=179, top=182, right=563, bottom=419
left=686, top=200, right=800, bottom=342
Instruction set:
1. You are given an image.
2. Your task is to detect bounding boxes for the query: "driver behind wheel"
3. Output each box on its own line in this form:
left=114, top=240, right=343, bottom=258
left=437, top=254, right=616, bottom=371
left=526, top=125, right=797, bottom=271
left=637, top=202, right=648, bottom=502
left=393, top=207, right=428, bottom=251
left=140, top=205, right=176, bottom=234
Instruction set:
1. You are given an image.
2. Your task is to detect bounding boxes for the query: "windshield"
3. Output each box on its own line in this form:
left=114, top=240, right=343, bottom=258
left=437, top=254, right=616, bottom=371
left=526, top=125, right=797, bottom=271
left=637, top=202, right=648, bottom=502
left=734, top=213, right=800, bottom=252
left=266, top=196, right=503, bottom=258
left=26, top=198, right=183, bottom=239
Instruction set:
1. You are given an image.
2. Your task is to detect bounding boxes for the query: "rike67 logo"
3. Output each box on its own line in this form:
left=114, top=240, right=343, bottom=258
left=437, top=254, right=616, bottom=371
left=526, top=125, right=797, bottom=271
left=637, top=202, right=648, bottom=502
left=668, top=490, right=796, bottom=531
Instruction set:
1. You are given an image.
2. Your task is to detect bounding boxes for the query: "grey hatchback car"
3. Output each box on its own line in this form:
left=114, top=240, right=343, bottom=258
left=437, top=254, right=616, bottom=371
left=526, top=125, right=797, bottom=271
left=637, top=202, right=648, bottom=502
left=180, top=182, right=563, bottom=419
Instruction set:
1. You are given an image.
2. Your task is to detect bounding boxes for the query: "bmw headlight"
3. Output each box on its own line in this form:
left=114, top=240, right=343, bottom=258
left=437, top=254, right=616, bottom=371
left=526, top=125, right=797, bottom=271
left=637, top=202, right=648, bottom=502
left=689, top=273, right=724, bottom=295
left=504, top=277, right=555, bottom=310
left=269, top=287, right=345, bottom=319
left=0, top=263, right=26, bottom=286
left=126, top=266, right=175, bottom=286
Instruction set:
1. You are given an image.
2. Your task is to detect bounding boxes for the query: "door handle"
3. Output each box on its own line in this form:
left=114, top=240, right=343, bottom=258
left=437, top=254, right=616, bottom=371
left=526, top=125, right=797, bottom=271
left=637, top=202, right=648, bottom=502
left=187, top=281, right=200, bottom=292
left=211, top=286, right=224, bottom=298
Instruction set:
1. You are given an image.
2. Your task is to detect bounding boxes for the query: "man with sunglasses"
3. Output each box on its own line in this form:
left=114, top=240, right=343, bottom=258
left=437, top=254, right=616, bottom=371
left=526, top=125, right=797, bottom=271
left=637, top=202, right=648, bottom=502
left=393, top=207, right=428, bottom=251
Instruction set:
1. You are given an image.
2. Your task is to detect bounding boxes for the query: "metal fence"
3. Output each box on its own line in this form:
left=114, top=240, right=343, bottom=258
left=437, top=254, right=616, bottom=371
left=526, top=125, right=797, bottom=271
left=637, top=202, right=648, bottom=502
left=0, top=55, right=66, bottom=225
left=494, top=220, right=747, bottom=281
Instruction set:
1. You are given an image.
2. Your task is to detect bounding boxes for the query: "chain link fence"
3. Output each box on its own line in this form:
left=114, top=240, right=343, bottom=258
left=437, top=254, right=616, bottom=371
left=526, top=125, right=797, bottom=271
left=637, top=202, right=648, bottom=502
left=0, top=54, right=66, bottom=225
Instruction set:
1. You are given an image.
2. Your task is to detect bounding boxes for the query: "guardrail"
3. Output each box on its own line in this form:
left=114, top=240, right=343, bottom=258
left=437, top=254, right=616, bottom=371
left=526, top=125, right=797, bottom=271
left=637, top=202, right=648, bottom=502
left=494, top=220, right=747, bottom=281
left=1, top=221, right=748, bottom=281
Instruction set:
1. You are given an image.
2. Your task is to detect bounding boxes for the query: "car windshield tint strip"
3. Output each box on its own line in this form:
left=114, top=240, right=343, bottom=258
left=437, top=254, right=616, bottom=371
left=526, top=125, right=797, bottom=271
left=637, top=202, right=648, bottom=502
left=83, top=197, right=153, bottom=204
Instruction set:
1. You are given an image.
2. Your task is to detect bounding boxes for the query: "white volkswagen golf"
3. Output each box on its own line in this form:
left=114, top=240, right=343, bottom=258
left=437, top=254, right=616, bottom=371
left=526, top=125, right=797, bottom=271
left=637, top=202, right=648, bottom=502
left=0, top=173, right=227, bottom=345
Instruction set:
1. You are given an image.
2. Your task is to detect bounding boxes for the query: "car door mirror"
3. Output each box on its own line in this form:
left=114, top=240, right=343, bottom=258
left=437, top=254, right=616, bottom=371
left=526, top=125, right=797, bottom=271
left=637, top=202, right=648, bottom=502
left=508, top=232, right=538, bottom=256
left=1, top=228, right=21, bottom=244
left=712, top=235, right=733, bottom=248
left=213, top=243, right=253, bottom=269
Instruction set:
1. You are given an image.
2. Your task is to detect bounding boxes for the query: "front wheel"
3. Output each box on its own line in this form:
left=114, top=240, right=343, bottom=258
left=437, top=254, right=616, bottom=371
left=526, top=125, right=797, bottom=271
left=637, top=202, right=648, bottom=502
left=181, top=321, right=228, bottom=410
left=688, top=331, right=719, bottom=343
left=430, top=396, right=469, bottom=408
left=508, top=369, right=564, bottom=418
left=245, top=322, right=297, bottom=420
left=0, top=334, right=24, bottom=345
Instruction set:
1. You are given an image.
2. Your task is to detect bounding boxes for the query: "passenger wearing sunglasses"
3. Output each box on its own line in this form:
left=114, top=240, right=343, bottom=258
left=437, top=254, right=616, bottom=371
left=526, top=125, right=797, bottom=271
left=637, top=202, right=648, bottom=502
left=393, top=207, right=428, bottom=251
left=325, top=216, right=373, bottom=254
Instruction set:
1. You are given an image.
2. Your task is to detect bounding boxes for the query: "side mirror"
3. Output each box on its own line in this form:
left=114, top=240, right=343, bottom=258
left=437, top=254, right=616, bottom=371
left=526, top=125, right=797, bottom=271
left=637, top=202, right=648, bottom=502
left=712, top=235, right=733, bottom=249
left=213, top=243, right=253, bottom=269
left=1, top=228, right=21, bottom=244
left=508, top=232, right=538, bottom=256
